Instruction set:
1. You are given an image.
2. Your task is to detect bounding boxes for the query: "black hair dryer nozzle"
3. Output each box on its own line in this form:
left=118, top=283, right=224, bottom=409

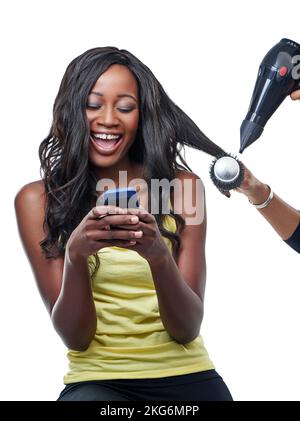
left=240, top=38, right=300, bottom=153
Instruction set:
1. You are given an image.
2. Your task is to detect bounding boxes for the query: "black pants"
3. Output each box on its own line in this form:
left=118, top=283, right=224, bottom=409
left=57, top=369, right=233, bottom=401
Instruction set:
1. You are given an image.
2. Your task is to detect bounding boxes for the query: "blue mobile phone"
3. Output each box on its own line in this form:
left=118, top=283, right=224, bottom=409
left=102, top=187, right=140, bottom=209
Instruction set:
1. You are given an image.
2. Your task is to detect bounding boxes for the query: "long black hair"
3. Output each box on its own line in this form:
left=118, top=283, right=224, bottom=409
left=38, top=46, right=226, bottom=280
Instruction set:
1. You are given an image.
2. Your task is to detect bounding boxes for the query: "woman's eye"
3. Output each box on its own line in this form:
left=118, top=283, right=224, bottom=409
left=86, top=104, right=100, bottom=109
left=86, top=104, right=135, bottom=113
left=118, top=108, right=134, bottom=113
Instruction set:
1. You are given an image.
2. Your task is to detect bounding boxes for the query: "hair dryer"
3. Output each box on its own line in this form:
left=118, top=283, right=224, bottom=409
left=240, top=38, right=300, bottom=153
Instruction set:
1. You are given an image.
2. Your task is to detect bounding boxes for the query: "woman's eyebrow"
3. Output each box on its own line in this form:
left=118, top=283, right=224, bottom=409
left=90, top=91, right=137, bottom=101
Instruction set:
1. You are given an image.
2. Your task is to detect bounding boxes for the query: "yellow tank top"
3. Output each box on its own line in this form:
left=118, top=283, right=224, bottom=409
left=63, top=211, right=214, bottom=383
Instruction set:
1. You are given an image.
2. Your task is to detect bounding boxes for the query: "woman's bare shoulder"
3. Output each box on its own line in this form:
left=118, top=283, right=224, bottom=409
left=14, top=180, right=47, bottom=225
left=175, top=169, right=204, bottom=184
left=173, top=169, right=205, bottom=225
left=15, top=179, right=46, bottom=202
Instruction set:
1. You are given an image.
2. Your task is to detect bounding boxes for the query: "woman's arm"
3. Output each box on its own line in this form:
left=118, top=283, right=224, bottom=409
left=147, top=172, right=206, bottom=344
left=235, top=167, right=300, bottom=247
left=14, top=184, right=144, bottom=351
left=50, top=251, right=97, bottom=352
left=14, top=181, right=97, bottom=352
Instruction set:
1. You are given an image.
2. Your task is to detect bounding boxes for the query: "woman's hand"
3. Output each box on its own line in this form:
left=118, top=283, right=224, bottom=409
left=290, top=89, right=300, bottom=100
left=66, top=205, right=142, bottom=260
left=234, top=165, right=260, bottom=195
left=234, top=165, right=270, bottom=204
left=114, top=206, right=169, bottom=263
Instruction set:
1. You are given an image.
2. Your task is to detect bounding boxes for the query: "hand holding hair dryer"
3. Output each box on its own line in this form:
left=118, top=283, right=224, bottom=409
left=209, top=38, right=300, bottom=196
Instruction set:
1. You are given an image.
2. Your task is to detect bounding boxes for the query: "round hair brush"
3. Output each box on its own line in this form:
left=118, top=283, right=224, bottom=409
left=209, top=153, right=245, bottom=197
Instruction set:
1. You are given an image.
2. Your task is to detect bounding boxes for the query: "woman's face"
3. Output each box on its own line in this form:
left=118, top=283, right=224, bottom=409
left=87, top=64, right=139, bottom=170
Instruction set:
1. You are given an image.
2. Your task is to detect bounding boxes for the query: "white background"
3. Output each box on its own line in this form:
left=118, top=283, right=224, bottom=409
left=1, top=0, right=299, bottom=401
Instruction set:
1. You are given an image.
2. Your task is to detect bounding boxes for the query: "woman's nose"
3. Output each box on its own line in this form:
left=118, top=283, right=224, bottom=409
left=96, top=105, right=118, bottom=126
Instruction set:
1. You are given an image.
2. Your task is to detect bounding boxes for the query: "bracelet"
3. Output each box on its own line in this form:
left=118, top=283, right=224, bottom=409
left=248, top=185, right=274, bottom=209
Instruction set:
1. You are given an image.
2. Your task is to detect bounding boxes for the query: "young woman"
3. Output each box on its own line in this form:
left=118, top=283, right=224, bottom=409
left=14, top=47, right=233, bottom=401
left=232, top=90, right=300, bottom=253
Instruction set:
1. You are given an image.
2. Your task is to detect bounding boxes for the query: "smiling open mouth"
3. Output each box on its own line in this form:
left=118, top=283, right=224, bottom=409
left=90, top=133, right=123, bottom=152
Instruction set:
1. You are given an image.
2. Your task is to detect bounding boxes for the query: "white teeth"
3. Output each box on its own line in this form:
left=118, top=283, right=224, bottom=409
left=93, top=133, right=121, bottom=140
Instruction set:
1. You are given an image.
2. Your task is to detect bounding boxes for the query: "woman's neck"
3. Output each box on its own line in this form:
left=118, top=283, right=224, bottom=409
left=92, top=161, right=144, bottom=187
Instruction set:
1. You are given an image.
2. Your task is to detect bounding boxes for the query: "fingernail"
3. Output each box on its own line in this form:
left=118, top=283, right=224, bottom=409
left=131, top=216, right=139, bottom=223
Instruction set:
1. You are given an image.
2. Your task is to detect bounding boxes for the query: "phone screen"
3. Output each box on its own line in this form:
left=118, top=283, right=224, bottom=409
left=101, top=187, right=140, bottom=208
